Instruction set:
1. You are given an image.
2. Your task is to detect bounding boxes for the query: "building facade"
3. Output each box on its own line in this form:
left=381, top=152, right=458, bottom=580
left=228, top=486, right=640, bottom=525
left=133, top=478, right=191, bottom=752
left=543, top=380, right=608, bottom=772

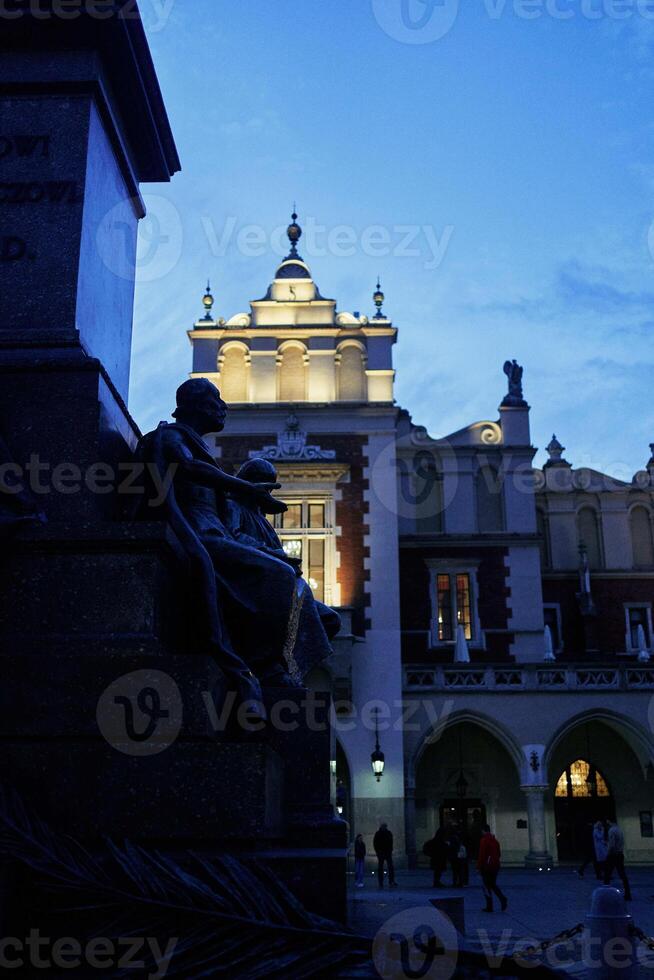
left=188, top=215, right=654, bottom=866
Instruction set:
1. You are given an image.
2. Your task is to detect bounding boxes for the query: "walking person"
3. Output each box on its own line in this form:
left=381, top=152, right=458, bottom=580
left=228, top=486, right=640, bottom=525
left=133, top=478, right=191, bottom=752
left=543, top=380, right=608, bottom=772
left=577, top=821, right=598, bottom=879
left=603, top=819, right=632, bottom=901
left=354, top=833, right=366, bottom=888
left=423, top=826, right=448, bottom=888
left=457, top=826, right=469, bottom=887
left=373, top=823, right=397, bottom=889
left=592, top=819, right=608, bottom=881
left=448, top=828, right=463, bottom=888
left=477, top=823, right=508, bottom=912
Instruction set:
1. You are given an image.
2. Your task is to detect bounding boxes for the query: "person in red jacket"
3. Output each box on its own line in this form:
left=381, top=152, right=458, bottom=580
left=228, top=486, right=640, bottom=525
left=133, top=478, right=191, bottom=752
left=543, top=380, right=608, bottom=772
left=477, top=824, right=508, bottom=912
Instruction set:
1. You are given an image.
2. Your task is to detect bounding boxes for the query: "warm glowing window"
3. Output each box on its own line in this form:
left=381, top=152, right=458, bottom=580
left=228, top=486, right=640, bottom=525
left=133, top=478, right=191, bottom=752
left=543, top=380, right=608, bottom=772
left=279, top=347, right=307, bottom=402
left=337, top=345, right=367, bottom=401
left=274, top=498, right=334, bottom=604
left=437, top=572, right=473, bottom=641
left=555, top=760, right=610, bottom=798
left=220, top=347, right=248, bottom=403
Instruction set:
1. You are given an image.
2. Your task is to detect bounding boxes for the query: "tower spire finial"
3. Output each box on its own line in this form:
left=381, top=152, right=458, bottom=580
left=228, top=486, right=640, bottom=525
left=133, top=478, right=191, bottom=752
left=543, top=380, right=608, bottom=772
left=373, top=277, right=385, bottom=318
left=201, top=279, right=214, bottom=320
left=286, top=207, right=302, bottom=260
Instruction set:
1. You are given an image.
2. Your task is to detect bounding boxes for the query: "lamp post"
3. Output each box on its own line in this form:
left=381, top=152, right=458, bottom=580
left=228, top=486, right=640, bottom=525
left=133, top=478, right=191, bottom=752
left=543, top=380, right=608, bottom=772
left=371, top=708, right=385, bottom=782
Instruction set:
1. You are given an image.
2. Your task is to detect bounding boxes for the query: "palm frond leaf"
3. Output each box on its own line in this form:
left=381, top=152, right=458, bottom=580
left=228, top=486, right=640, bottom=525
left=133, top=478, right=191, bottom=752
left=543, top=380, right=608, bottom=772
left=0, top=785, right=370, bottom=979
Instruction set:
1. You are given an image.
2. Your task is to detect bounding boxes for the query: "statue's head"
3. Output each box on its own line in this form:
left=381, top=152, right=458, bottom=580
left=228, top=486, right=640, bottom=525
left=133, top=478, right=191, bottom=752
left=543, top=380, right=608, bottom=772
left=173, top=378, right=227, bottom=434
left=236, top=458, right=278, bottom=485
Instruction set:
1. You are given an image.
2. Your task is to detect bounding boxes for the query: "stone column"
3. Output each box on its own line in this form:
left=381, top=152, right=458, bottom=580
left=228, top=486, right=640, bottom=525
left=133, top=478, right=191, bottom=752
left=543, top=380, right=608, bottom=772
left=522, top=785, right=554, bottom=868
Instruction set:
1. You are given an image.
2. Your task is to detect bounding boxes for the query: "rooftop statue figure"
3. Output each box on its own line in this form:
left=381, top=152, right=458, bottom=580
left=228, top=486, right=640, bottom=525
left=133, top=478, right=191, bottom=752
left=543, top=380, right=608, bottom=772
left=501, top=359, right=527, bottom=407
left=136, top=379, right=339, bottom=707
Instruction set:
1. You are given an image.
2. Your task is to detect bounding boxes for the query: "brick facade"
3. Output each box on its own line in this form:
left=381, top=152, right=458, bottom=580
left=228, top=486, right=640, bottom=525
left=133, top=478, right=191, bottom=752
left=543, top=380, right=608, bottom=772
left=543, top=574, right=654, bottom=657
left=399, top=545, right=513, bottom=662
left=216, top=431, right=370, bottom=637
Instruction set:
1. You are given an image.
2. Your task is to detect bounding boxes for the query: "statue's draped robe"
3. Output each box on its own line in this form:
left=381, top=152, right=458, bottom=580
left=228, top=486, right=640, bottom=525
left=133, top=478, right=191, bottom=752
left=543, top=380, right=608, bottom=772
left=137, top=422, right=336, bottom=680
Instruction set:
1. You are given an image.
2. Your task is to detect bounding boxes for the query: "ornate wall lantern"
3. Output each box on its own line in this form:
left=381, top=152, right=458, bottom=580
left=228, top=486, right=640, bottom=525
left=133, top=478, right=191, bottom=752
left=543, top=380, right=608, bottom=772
left=370, top=708, right=385, bottom=782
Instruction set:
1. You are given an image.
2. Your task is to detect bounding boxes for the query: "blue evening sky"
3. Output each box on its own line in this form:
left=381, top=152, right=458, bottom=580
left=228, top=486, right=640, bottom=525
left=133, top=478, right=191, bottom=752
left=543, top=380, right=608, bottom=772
left=130, top=0, right=654, bottom=477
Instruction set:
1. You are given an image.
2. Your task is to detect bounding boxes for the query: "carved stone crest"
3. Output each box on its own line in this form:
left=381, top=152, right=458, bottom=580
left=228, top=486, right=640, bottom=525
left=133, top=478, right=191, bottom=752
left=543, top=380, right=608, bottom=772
left=251, top=412, right=336, bottom=462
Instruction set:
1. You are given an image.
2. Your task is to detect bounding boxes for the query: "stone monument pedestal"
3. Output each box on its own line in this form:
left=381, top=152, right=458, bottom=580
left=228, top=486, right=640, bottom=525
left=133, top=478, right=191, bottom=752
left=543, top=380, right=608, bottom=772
left=0, top=525, right=348, bottom=921
left=0, top=3, right=347, bottom=935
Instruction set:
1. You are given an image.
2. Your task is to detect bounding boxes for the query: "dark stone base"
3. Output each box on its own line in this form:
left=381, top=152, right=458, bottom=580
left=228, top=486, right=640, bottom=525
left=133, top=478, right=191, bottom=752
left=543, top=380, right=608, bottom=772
left=0, top=524, right=347, bottom=919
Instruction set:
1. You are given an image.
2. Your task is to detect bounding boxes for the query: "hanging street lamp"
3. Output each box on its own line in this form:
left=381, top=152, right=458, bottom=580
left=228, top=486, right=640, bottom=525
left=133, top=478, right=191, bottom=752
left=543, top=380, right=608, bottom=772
left=371, top=708, right=385, bottom=782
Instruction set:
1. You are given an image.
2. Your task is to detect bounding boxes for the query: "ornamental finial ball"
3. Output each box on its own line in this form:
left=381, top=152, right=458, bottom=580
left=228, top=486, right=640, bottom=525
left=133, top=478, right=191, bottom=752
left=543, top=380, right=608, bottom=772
left=287, top=210, right=302, bottom=246
left=373, top=278, right=385, bottom=315
left=202, top=281, right=214, bottom=312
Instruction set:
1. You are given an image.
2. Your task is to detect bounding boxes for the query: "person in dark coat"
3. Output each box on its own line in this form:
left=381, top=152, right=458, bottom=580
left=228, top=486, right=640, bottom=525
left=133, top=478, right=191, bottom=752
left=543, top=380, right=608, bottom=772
left=423, top=826, right=448, bottom=887
left=373, top=823, right=397, bottom=889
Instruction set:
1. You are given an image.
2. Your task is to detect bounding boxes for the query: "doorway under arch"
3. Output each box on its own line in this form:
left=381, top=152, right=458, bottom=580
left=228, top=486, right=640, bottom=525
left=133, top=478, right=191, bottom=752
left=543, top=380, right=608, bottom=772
left=553, top=759, right=615, bottom=861
left=414, top=720, right=523, bottom=864
left=548, top=717, right=652, bottom=863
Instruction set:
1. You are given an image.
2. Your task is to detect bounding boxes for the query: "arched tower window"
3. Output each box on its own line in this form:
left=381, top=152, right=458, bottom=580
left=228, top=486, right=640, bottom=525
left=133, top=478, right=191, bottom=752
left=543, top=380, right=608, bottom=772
left=631, top=505, right=654, bottom=568
left=476, top=464, right=504, bottom=532
left=337, top=345, right=367, bottom=401
left=577, top=507, right=603, bottom=569
left=219, top=345, right=249, bottom=403
left=536, top=508, right=551, bottom=568
left=278, top=345, right=307, bottom=402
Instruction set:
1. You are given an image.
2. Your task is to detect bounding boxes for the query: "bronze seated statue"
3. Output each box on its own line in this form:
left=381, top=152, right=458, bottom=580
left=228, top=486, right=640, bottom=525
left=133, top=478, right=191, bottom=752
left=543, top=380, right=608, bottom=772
left=136, top=378, right=340, bottom=705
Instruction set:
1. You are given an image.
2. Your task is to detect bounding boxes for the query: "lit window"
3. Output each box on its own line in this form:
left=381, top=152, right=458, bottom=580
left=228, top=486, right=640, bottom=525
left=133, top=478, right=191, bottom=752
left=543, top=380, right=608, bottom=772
left=555, top=760, right=609, bottom=798
left=436, top=573, right=473, bottom=641
left=309, top=503, right=325, bottom=528
left=274, top=498, right=334, bottom=604
left=281, top=504, right=302, bottom=530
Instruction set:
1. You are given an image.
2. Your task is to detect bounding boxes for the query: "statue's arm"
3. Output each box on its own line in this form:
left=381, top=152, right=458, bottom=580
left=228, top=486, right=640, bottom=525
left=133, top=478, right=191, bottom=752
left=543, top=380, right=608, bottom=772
left=161, top=429, right=280, bottom=505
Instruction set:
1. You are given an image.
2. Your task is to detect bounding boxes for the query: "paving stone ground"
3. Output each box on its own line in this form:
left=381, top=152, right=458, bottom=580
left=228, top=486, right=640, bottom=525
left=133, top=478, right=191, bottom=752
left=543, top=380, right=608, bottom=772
left=348, top=866, right=654, bottom=976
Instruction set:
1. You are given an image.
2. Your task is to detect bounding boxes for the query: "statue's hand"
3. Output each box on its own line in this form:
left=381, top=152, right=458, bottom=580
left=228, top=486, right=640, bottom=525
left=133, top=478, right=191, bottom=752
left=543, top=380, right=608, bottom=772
left=253, top=482, right=282, bottom=493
